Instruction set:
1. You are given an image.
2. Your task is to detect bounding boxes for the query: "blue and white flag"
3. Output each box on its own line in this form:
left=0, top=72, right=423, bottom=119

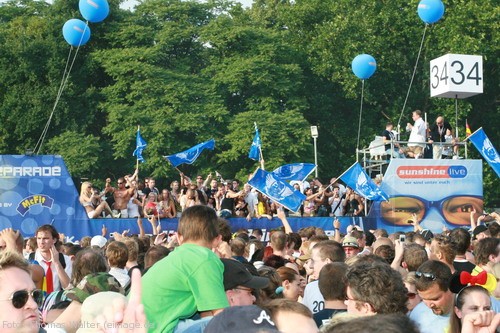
left=164, top=139, right=215, bottom=168
left=248, top=168, right=306, bottom=212
left=132, top=129, right=147, bottom=163
left=248, top=123, right=261, bottom=161
left=340, top=163, right=389, bottom=201
left=272, top=163, right=316, bottom=181
left=469, top=127, right=500, bottom=178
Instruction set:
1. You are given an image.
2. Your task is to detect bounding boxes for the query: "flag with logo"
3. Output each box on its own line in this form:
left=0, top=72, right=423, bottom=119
left=272, top=163, right=316, bottom=182
left=465, top=120, right=472, bottom=137
left=340, top=163, right=389, bottom=201
left=248, top=168, right=306, bottom=212
left=164, top=139, right=215, bottom=168
left=132, top=128, right=147, bottom=163
left=248, top=123, right=262, bottom=161
left=468, top=128, right=500, bottom=178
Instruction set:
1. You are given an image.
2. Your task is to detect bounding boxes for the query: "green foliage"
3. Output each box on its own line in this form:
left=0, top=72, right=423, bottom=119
left=45, top=131, right=101, bottom=178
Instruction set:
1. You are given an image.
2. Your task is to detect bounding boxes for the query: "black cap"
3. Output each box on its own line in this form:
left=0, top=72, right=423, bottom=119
left=221, top=258, right=269, bottom=291
left=205, top=305, right=279, bottom=333
left=420, top=229, right=434, bottom=242
left=473, top=225, right=488, bottom=239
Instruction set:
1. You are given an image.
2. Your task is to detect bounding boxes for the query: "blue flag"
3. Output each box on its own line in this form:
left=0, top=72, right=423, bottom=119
left=272, top=163, right=316, bottom=181
left=132, top=129, right=147, bottom=163
left=249, top=124, right=261, bottom=161
left=164, top=139, right=215, bottom=168
left=340, top=163, right=389, bottom=201
left=248, top=168, right=306, bottom=212
left=469, top=127, right=500, bottom=178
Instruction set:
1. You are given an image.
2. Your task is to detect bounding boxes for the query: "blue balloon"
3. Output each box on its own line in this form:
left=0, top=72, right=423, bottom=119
left=351, top=54, right=377, bottom=80
left=79, top=0, right=110, bottom=23
left=62, top=19, right=91, bottom=47
left=417, top=0, right=445, bottom=24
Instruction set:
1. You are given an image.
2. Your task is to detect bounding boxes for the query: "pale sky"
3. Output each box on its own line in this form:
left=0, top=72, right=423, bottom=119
left=121, top=0, right=254, bottom=10
left=0, top=0, right=254, bottom=10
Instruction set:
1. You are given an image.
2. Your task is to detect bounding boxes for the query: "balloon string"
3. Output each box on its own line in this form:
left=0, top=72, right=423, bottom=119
left=397, top=24, right=428, bottom=131
left=356, top=79, right=365, bottom=161
left=35, top=22, right=89, bottom=154
left=35, top=46, right=74, bottom=153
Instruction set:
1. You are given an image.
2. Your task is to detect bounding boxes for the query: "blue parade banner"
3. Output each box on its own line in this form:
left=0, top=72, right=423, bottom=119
left=0, top=155, right=90, bottom=238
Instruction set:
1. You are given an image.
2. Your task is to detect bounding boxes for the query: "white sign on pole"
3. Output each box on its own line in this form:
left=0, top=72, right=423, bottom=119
left=430, top=54, right=483, bottom=99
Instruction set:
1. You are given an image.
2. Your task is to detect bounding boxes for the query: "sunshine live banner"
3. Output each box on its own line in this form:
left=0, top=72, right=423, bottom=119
left=0, top=155, right=90, bottom=238
left=368, top=159, right=483, bottom=234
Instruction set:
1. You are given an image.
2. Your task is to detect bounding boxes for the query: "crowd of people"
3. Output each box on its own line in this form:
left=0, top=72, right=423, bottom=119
left=79, top=165, right=368, bottom=225
left=0, top=203, right=499, bottom=332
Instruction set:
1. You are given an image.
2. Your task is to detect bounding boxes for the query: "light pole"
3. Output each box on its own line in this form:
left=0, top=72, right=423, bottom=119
left=310, top=126, right=318, bottom=177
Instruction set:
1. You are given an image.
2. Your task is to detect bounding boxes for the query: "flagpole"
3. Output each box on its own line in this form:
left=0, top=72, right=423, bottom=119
left=326, top=162, right=357, bottom=189
left=136, top=125, right=140, bottom=170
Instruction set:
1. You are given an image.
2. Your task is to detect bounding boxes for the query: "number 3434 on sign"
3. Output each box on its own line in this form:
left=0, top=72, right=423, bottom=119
left=430, top=54, right=483, bottom=99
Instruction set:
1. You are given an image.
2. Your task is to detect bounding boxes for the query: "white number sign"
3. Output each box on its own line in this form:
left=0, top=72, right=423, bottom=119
left=430, top=54, right=483, bottom=99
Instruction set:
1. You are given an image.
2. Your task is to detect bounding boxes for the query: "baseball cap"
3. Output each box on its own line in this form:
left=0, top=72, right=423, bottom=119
left=473, top=225, right=488, bottom=239
left=204, top=305, right=279, bottom=333
left=90, top=235, right=107, bottom=249
left=342, top=236, right=359, bottom=248
left=420, top=229, right=434, bottom=242
left=65, top=272, right=124, bottom=303
left=221, top=258, right=269, bottom=291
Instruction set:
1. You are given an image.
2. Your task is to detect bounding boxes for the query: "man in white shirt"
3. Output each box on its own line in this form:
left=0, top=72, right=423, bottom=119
left=105, top=241, right=130, bottom=288
left=302, top=240, right=345, bottom=314
left=33, top=225, right=72, bottom=293
left=406, top=109, right=427, bottom=159
left=409, top=260, right=454, bottom=333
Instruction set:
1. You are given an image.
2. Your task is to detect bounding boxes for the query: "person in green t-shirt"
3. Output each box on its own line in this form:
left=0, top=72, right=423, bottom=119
left=141, top=205, right=229, bottom=333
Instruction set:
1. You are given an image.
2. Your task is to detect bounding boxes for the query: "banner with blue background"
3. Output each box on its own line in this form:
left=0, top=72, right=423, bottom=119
left=367, top=159, right=483, bottom=234
left=0, top=155, right=90, bottom=238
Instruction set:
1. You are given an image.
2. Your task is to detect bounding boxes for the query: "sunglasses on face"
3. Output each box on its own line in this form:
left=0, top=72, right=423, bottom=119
left=379, top=195, right=483, bottom=226
left=0, top=289, right=43, bottom=309
left=407, top=292, right=417, bottom=299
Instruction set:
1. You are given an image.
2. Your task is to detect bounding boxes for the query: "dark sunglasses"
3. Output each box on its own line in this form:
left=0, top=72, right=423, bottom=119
left=415, top=271, right=436, bottom=281
left=0, top=289, right=43, bottom=309
left=407, top=292, right=417, bottom=299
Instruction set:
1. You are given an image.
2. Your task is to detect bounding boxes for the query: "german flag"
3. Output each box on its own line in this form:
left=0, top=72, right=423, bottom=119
left=466, top=120, right=472, bottom=137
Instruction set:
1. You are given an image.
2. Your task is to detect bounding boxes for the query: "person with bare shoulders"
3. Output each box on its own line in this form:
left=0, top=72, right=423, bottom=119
left=79, top=181, right=117, bottom=218
left=106, top=176, right=136, bottom=218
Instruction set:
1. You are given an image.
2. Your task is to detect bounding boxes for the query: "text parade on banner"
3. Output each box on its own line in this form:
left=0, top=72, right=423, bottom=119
left=0, top=155, right=90, bottom=237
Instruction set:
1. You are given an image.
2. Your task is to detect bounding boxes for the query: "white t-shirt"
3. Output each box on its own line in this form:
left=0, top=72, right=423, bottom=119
left=409, top=117, right=426, bottom=147
left=34, top=251, right=73, bottom=292
left=408, top=301, right=450, bottom=333
left=302, top=280, right=325, bottom=314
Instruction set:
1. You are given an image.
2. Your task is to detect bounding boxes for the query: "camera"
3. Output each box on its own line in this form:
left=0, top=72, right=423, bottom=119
left=399, top=234, right=406, bottom=242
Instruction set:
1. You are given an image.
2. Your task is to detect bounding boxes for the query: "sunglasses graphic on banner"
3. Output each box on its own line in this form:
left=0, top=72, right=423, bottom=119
left=379, top=195, right=483, bottom=226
